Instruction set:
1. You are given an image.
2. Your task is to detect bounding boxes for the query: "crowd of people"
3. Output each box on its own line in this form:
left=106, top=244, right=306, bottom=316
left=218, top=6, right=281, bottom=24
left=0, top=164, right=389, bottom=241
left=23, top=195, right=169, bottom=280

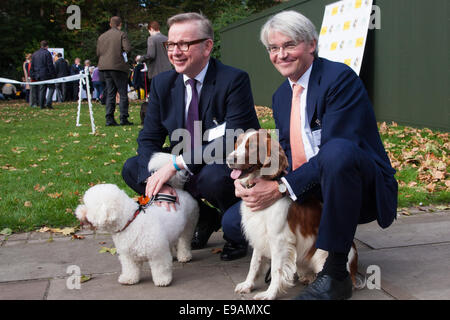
left=4, top=18, right=170, bottom=117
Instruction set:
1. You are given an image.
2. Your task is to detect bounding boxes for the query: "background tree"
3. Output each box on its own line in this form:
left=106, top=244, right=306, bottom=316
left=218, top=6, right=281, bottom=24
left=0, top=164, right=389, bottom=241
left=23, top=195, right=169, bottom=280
left=0, top=0, right=277, bottom=81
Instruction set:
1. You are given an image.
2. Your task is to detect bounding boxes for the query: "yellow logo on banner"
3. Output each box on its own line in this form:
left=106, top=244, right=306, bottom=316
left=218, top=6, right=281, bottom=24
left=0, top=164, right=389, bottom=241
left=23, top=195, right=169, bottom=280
left=320, top=26, right=328, bottom=35
left=332, top=6, right=338, bottom=15
left=344, top=59, right=352, bottom=66
left=330, top=42, right=338, bottom=51
left=355, top=37, right=364, bottom=47
left=355, top=0, right=362, bottom=8
left=344, top=21, right=351, bottom=30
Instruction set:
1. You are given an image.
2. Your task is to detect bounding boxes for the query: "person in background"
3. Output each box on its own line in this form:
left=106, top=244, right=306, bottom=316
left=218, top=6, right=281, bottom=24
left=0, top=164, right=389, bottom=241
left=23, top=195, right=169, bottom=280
left=70, top=57, right=83, bottom=101
left=2, top=83, right=17, bottom=100
left=29, top=40, right=56, bottom=109
left=97, top=16, right=133, bottom=126
left=23, top=53, right=32, bottom=103
left=54, top=53, right=70, bottom=102
left=132, top=55, right=146, bottom=99
left=139, top=20, right=172, bottom=96
left=91, top=66, right=104, bottom=102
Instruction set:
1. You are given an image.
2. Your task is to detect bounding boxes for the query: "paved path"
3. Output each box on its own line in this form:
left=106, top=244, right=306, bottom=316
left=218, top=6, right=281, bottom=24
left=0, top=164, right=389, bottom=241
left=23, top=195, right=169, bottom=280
left=1, top=211, right=449, bottom=300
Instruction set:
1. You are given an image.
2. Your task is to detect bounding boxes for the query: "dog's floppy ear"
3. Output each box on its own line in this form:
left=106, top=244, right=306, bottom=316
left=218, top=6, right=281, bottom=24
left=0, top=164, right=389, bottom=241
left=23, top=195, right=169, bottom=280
left=260, top=130, right=289, bottom=180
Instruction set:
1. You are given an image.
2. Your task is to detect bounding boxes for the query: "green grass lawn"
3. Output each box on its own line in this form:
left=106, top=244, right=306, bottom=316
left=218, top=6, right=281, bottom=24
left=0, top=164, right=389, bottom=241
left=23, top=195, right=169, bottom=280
left=0, top=101, right=448, bottom=232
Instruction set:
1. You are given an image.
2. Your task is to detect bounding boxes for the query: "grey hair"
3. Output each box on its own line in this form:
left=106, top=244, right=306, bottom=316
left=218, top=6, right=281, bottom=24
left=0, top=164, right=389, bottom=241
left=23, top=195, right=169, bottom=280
left=260, top=11, right=318, bottom=56
left=167, top=12, right=214, bottom=40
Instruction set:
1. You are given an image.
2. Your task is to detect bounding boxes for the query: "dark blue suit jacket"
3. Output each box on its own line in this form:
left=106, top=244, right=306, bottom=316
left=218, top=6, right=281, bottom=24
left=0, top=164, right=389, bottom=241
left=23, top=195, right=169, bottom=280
left=136, top=58, right=260, bottom=183
left=273, top=58, right=397, bottom=228
left=30, top=48, right=56, bottom=81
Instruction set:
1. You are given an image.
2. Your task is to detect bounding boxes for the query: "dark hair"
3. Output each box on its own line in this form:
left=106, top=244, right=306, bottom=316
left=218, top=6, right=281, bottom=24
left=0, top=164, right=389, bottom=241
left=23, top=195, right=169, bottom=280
left=167, top=12, right=213, bottom=40
left=40, top=40, right=48, bottom=48
left=148, top=21, right=160, bottom=31
left=110, top=16, right=122, bottom=27
left=56, top=53, right=62, bottom=58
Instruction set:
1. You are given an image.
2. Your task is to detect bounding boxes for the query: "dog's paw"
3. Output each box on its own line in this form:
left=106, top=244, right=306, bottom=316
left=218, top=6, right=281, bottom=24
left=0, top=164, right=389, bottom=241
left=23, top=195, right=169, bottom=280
left=253, top=290, right=276, bottom=300
left=118, top=274, right=140, bottom=285
left=235, top=281, right=254, bottom=294
left=153, top=275, right=172, bottom=287
left=177, top=252, right=192, bottom=263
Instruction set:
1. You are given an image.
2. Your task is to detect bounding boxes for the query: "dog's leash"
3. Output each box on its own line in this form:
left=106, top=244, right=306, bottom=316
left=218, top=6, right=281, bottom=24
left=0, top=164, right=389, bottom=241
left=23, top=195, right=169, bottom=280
left=116, top=193, right=178, bottom=233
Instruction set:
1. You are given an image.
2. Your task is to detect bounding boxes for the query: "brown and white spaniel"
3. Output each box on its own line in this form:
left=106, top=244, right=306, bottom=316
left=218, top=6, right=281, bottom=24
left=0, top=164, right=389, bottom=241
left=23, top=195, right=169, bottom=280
left=227, top=129, right=359, bottom=300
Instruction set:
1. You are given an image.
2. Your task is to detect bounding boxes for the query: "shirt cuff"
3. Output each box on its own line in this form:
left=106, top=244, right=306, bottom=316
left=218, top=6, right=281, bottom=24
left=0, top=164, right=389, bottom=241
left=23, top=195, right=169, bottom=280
left=179, top=155, right=194, bottom=176
left=281, top=177, right=297, bottom=202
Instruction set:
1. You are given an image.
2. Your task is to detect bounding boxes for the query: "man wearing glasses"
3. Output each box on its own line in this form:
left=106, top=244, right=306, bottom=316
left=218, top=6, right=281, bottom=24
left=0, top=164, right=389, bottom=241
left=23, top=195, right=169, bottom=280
left=122, top=12, right=260, bottom=261
left=229, top=11, right=398, bottom=299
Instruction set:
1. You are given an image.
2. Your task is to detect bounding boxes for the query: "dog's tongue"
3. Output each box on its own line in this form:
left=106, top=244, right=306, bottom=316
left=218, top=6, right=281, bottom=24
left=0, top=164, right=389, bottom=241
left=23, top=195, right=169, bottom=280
left=230, top=169, right=242, bottom=180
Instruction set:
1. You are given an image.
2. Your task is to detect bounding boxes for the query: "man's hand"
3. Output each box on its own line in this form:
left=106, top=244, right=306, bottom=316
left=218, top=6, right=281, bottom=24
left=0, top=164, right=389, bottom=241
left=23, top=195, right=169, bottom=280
left=234, top=178, right=283, bottom=212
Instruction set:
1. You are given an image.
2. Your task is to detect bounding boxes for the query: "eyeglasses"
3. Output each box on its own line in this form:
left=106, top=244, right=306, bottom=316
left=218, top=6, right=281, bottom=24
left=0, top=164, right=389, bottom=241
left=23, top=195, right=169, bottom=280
left=164, top=38, right=209, bottom=52
left=267, top=41, right=300, bottom=54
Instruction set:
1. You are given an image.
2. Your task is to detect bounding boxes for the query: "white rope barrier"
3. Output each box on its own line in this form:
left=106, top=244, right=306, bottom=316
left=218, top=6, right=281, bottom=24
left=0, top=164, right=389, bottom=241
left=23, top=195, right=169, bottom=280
left=0, top=74, right=85, bottom=85
left=1, top=71, right=96, bottom=134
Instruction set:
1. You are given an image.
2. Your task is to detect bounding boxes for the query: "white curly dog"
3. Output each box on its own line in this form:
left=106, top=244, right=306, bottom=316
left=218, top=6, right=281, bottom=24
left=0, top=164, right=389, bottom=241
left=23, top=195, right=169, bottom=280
left=75, top=153, right=199, bottom=287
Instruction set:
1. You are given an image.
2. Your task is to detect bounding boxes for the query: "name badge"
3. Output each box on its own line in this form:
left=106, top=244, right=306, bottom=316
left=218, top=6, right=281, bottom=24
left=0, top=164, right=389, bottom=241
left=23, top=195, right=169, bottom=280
left=206, top=122, right=226, bottom=142
left=312, top=129, right=322, bottom=147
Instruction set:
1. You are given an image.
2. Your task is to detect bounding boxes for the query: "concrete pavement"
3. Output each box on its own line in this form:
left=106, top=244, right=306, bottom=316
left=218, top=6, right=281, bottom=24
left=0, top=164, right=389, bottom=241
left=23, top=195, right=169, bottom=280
left=1, top=210, right=449, bottom=300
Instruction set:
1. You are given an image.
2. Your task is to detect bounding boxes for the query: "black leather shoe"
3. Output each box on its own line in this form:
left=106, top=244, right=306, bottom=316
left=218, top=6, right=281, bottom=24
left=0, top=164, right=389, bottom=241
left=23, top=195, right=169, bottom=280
left=46, top=106, right=54, bottom=109
left=293, top=273, right=352, bottom=300
left=120, top=120, right=134, bottom=125
left=191, top=205, right=222, bottom=250
left=220, top=242, right=248, bottom=261
left=106, top=121, right=119, bottom=126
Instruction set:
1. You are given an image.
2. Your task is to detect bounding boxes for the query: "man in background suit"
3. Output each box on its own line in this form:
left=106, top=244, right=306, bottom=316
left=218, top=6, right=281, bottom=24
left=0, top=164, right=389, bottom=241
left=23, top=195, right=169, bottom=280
left=97, top=16, right=132, bottom=126
left=228, top=11, right=398, bottom=299
left=54, top=53, right=70, bottom=102
left=70, top=58, right=83, bottom=101
left=30, top=40, right=56, bottom=109
left=139, top=20, right=172, bottom=95
left=122, top=12, right=260, bottom=260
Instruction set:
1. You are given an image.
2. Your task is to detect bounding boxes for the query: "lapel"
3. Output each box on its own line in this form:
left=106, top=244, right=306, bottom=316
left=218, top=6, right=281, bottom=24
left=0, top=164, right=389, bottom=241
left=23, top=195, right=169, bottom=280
left=279, top=80, right=293, bottom=131
left=306, top=58, right=323, bottom=126
left=171, top=74, right=186, bottom=129
left=199, top=58, right=216, bottom=123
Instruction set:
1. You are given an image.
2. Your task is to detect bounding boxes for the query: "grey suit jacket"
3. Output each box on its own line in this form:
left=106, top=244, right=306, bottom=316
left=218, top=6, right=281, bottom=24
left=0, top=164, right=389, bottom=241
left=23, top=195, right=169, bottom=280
left=97, top=27, right=131, bottom=73
left=141, top=32, right=172, bottom=79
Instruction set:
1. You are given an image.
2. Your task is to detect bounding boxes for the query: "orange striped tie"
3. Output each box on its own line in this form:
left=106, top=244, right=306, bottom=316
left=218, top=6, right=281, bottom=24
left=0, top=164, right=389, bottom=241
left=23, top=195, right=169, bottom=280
left=290, top=84, right=307, bottom=170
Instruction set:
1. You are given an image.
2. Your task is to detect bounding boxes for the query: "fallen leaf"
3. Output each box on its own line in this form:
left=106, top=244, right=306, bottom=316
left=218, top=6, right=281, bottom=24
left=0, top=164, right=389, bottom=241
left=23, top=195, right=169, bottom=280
left=24, top=201, right=32, bottom=207
left=34, top=184, right=46, bottom=192
left=99, top=246, right=117, bottom=255
left=38, top=227, right=50, bottom=233
left=47, top=192, right=62, bottom=199
left=0, top=228, right=12, bottom=236
left=72, top=234, right=85, bottom=240
left=211, top=248, right=223, bottom=254
left=80, top=275, right=92, bottom=283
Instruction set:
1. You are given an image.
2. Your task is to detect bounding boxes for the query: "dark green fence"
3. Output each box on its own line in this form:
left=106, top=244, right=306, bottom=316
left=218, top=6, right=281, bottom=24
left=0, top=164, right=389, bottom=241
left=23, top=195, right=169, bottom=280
left=219, top=0, right=449, bottom=130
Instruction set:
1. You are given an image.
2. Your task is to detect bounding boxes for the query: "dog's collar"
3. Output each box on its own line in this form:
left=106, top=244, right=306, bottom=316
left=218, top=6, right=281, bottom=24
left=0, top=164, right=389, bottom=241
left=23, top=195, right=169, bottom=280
left=116, top=194, right=177, bottom=233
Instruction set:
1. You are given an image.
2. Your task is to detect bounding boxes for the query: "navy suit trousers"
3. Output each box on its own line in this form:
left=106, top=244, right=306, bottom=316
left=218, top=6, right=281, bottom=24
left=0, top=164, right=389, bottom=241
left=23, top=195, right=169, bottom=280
left=222, top=138, right=383, bottom=252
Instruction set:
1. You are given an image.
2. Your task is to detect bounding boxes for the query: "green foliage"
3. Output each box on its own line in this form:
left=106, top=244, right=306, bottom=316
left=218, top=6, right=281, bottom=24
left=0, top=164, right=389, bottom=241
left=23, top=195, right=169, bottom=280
left=0, top=0, right=278, bottom=80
